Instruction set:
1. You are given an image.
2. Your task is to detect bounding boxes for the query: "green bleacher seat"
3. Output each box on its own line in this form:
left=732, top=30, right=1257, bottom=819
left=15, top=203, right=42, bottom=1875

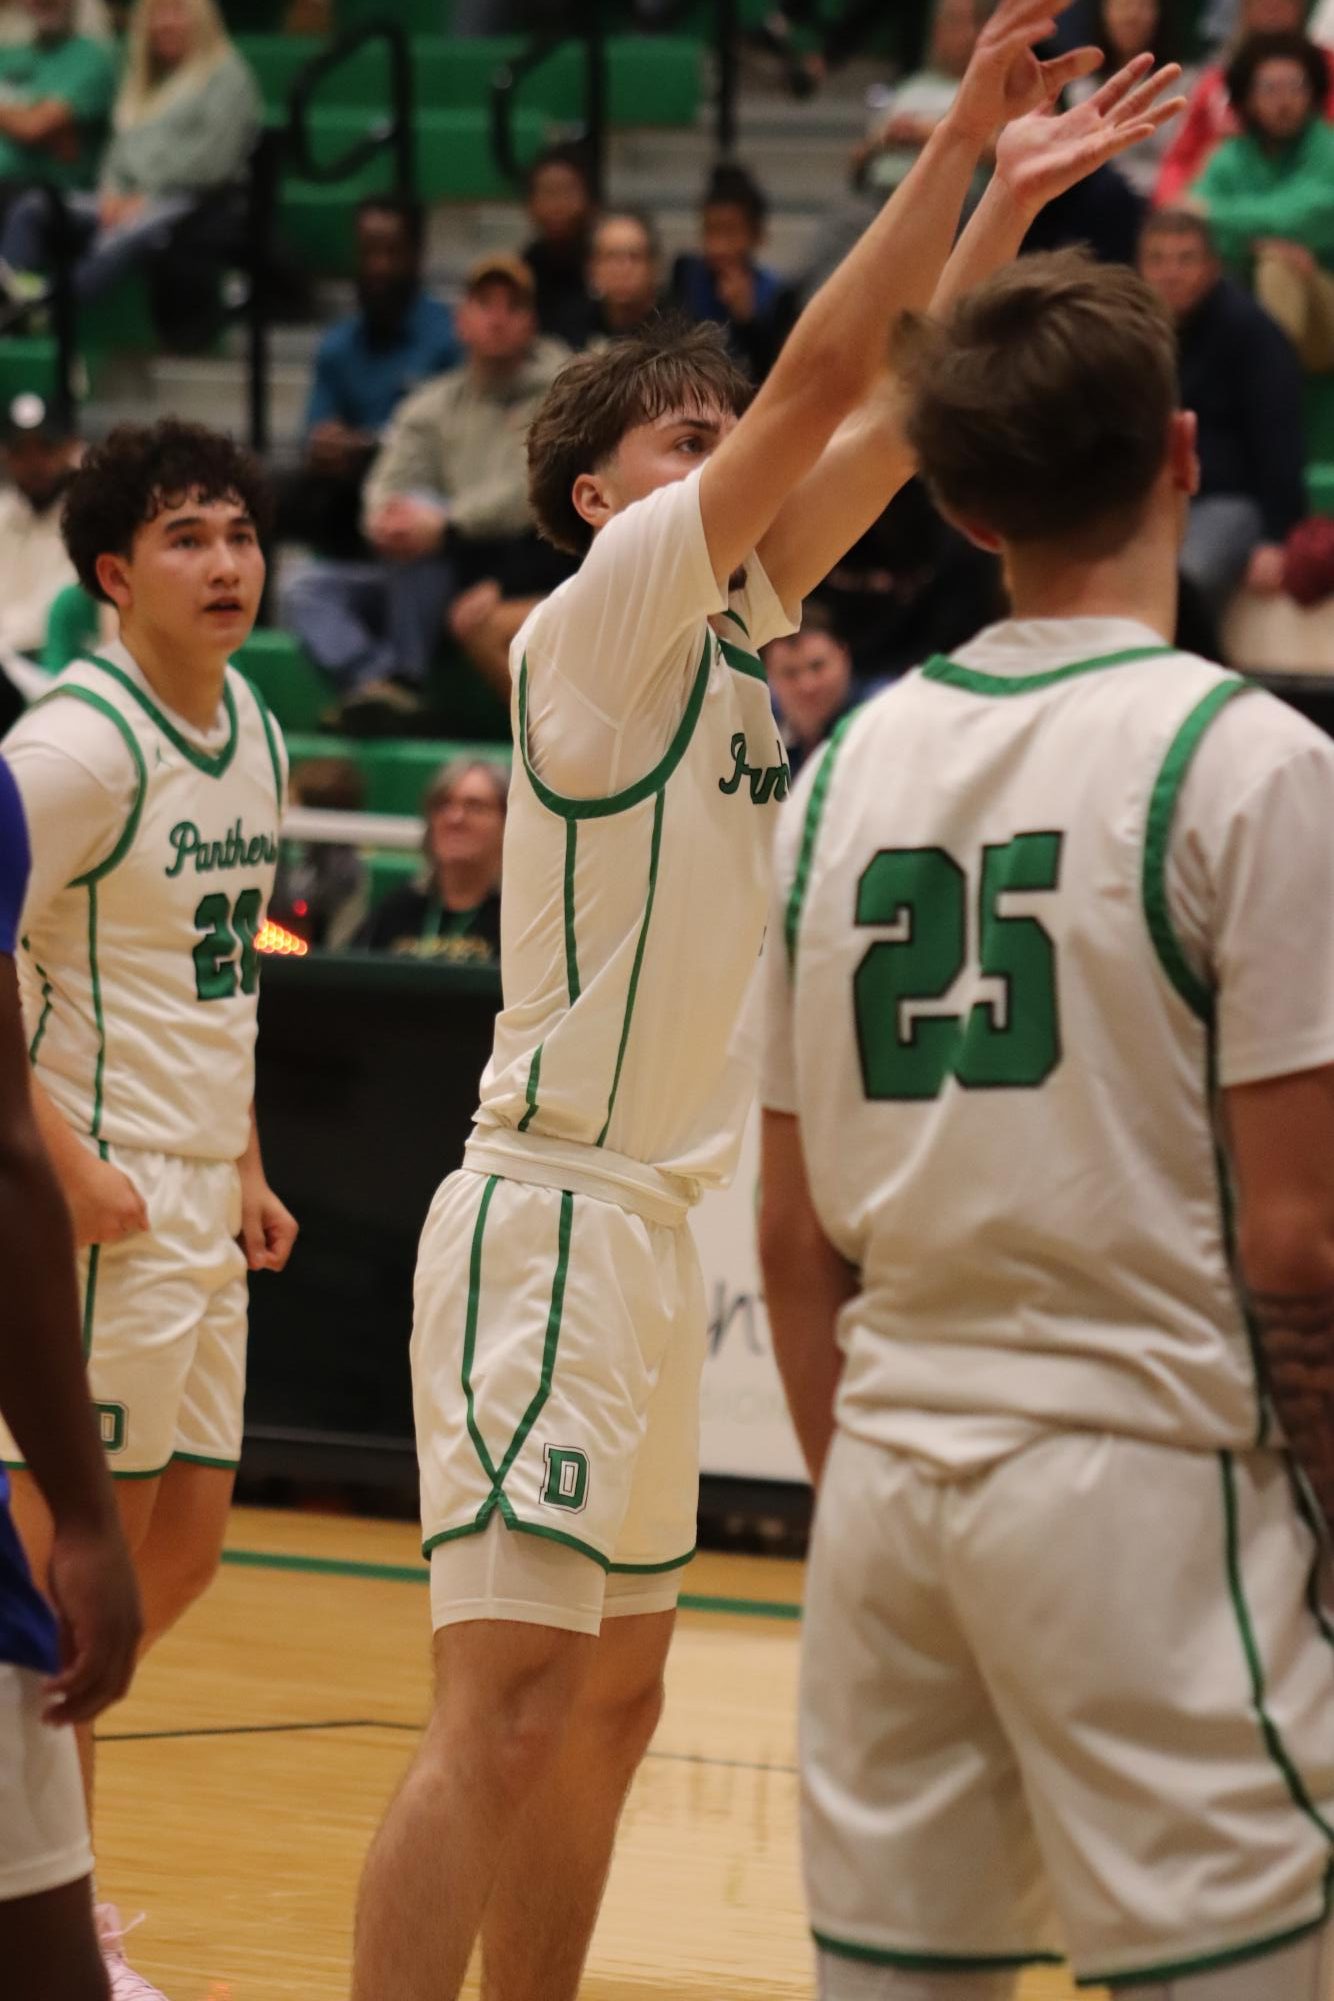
left=0, top=335, right=61, bottom=411
left=337, top=0, right=444, bottom=32
left=285, top=733, right=508, bottom=816
left=238, top=630, right=331, bottom=735
left=1309, top=465, right=1334, bottom=518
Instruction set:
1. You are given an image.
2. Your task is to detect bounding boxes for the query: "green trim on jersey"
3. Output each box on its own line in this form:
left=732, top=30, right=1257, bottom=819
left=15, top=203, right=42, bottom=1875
left=515, top=635, right=711, bottom=821
left=784, top=711, right=857, bottom=968
left=1220, top=1450, right=1334, bottom=1851
left=719, top=634, right=766, bottom=684
left=596, top=789, right=664, bottom=1149
left=921, top=644, right=1175, bottom=698
left=1142, top=677, right=1251, bottom=1019
left=562, top=821, right=581, bottom=1005
left=721, top=606, right=750, bottom=640
left=457, top=1175, right=577, bottom=1528
left=244, top=673, right=286, bottom=811
left=608, top=1548, right=696, bottom=1574
left=86, top=654, right=239, bottom=780
left=87, top=886, right=108, bottom=1140
left=813, top=1933, right=1062, bottom=1973
left=1207, top=1024, right=1271, bottom=1448
left=81, top=1239, right=101, bottom=1360
left=27, top=957, right=54, bottom=1064
left=27, top=684, right=149, bottom=887
left=517, top=1044, right=543, bottom=1133
left=1082, top=1899, right=1334, bottom=1989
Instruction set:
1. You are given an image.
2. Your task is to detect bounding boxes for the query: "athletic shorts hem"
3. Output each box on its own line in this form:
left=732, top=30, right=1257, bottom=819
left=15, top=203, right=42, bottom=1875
left=813, top=1931, right=1063, bottom=1972
left=107, top=1460, right=173, bottom=1482
left=432, top=1594, right=602, bottom=1637
left=423, top=1514, right=613, bottom=1571
left=608, top=1547, right=695, bottom=1574
left=172, top=1450, right=239, bottom=1471
left=1077, top=1895, right=1334, bottom=1989
left=0, top=1836, right=95, bottom=1903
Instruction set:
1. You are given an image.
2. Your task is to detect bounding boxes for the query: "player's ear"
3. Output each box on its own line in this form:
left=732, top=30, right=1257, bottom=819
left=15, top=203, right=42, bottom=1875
left=572, top=469, right=615, bottom=537
left=94, top=551, right=132, bottom=612
left=1169, top=409, right=1200, bottom=499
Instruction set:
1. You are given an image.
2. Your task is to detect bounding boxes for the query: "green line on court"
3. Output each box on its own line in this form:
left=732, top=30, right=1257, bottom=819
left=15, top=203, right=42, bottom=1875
left=220, top=1546, right=802, bottom=1622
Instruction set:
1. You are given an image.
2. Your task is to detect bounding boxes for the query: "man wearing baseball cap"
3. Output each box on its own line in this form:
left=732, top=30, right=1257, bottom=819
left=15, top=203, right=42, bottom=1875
left=346, top=251, right=572, bottom=728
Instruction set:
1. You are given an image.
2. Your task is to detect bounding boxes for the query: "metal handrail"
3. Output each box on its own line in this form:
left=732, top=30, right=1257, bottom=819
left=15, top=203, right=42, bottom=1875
left=287, top=19, right=415, bottom=195
left=489, top=1, right=607, bottom=197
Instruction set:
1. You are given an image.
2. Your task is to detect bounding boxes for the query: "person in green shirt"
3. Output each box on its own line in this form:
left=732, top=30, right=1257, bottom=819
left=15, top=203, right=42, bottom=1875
left=1190, top=28, right=1334, bottom=369
left=0, top=0, right=260, bottom=304
left=0, top=0, right=114, bottom=208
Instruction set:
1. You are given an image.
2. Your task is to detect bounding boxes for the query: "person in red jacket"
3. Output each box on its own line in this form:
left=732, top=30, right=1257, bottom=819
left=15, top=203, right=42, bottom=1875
left=1156, top=0, right=1334, bottom=203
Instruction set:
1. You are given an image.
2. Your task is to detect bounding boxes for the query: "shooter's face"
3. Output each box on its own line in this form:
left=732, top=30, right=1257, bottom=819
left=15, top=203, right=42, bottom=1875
left=602, top=404, right=737, bottom=510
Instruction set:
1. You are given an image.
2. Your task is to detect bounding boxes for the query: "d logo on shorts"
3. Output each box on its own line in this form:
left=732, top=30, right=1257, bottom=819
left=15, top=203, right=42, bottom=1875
left=96, top=1401, right=127, bottom=1454
left=542, top=1446, right=589, bottom=1513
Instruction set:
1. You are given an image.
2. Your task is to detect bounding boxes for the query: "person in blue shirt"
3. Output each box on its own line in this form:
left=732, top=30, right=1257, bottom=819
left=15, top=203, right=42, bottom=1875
left=278, top=194, right=458, bottom=697
left=670, top=161, right=799, bottom=382
left=0, top=753, right=140, bottom=1998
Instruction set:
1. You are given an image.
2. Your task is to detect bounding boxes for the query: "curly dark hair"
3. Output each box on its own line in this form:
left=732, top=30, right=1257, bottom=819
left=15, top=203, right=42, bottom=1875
left=63, top=419, right=274, bottom=603
left=1226, top=30, right=1328, bottom=124
left=526, top=315, right=752, bottom=556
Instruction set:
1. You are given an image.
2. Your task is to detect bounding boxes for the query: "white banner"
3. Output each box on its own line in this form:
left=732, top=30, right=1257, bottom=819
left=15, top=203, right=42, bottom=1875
left=695, top=1111, right=809, bottom=1485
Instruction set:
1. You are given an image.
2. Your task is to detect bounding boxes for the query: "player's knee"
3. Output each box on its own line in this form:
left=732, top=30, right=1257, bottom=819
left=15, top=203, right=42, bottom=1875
left=145, top=1541, right=222, bottom=1636
left=577, top=1668, right=665, bottom=1772
left=433, top=1657, right=573, bottom=1808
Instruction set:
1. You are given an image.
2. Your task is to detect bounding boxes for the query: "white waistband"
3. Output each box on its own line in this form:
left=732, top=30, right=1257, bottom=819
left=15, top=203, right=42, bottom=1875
left=463, top=1127, right=698, bottom=1228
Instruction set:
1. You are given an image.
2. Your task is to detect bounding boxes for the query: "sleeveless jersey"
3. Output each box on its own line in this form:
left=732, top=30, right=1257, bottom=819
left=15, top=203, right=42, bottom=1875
left=475, top=605, right=791, bottom=1195
left=780, top=635, right=1297, bottom=1456
left=15, top=654, right=285, bottom=1163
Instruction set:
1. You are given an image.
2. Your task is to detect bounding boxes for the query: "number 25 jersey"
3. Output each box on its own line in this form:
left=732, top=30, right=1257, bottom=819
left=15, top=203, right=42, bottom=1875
left=8, top=645, right=285, bottom=1164
left=765, top=617, right=1334, bottom=1458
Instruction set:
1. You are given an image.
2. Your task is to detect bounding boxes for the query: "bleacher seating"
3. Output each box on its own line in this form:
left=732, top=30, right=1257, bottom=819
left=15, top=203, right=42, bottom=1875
left=284, top=732, right=508, bottom=817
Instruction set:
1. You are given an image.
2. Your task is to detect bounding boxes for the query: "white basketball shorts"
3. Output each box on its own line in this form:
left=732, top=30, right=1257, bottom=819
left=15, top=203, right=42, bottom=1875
left=413, top=1166, right=706, bottom=1632
left=803, top=1426, right=1334, bottom=1991
left=0, top=1665, right=92, bottom=1901
left=0, top=1144, right=248, bottom=1479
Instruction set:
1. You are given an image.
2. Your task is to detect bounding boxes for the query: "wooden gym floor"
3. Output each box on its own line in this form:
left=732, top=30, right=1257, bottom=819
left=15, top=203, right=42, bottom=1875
left=95, top=1505, right=1097, bottom=2001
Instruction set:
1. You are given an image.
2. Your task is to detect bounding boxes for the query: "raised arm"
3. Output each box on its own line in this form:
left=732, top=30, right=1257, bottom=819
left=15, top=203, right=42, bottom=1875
left=755, top=54, right=1185, bottom=606
left=695, top=0, right=1101, bottom=595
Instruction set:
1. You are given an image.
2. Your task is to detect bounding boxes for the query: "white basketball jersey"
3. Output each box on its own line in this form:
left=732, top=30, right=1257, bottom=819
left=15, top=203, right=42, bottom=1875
left=476, top=611, right=789, bottom=1192
left=16, top=652, right=285, bottom=1163
left=779, top=632, right=1296, bottom=1457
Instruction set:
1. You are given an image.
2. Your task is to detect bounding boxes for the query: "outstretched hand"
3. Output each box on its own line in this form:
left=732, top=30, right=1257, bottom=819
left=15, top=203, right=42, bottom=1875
left=994, top=53, right=1187, bottom=219
left=950, top=0, right=1102, bottom=143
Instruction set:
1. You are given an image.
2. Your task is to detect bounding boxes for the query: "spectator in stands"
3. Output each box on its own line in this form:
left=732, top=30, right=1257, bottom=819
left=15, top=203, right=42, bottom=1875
left=813, top=477, right=1006, bottom=683
left=0, top=0, right=261, bottom=304
left=522, top=141, right=598, bottom=352
left=270, top=757, right=369, bottom=951
left=1139, top=208, right=1307, bottom=612
left=0, top=390, right=78, bottom=662
left=278, top=195, right=459, bottom=692
left=764, top=604, right=865, bottom=778
left=350, top=253, right=569, bottom=725
left=585, top=209, right=664, bottom=345
left=1066, top=0, right=1188, bottom=197
left=354, top=758, right=506, bottom=963
left=0, top=0, right=115, bottom=220
left=0, top=0, right=107, bottom=42
left=671, top=162, right=798, bottom=382
left=1157, top=0, right=1334, bottom=207
left=856, top=0, right=981, bottom=196
left=1190, top=31, right=1334, bottom=371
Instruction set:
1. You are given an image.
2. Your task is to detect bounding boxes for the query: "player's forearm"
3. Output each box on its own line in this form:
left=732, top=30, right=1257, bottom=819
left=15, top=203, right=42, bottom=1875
left=0, top=1131, right=116, bottom=1533
left=760, top=1223, right=856, bottom=1487
left=30, top=1072, right=99, bottom=1195
left=931, top=175, right=1032, bottom=316
left=1246, top=1263, right=1334, bottom=1537
left=763, top=116, right=984, bottom=436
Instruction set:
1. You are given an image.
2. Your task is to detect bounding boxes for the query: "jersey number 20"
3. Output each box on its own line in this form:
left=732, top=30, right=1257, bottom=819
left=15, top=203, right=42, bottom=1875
left=193, top=888, right=263, bottom=1002
left=854, top=833, right=1062, bottom=1101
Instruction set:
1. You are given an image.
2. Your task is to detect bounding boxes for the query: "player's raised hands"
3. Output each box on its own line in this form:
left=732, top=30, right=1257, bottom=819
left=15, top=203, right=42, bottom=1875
left=994, top=54, right=1187, bottom=218
left=949, top=0, right=1101, bottom=144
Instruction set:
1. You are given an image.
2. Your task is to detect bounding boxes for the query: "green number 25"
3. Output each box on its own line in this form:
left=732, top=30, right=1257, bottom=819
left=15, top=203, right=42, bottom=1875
left=193, top=888, right=263, bottom=1002
left=854, top=833, right=1063, bottom=1102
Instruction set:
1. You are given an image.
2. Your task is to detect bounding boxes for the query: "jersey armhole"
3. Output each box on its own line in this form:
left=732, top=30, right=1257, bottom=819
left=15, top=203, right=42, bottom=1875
left=25, top=685, right=148, bottom=889
left=515, top=635, right=712, bottom=822
left=1141, top=676, right=1254, bottom=1020
left=784, top=712, right=857, bottom=969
